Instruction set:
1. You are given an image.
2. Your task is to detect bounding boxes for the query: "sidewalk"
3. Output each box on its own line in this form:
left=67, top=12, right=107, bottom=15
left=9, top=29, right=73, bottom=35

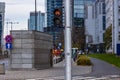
left=26, top=75, right=120, bottom=80
left=0, top=59, right=92, bottom=80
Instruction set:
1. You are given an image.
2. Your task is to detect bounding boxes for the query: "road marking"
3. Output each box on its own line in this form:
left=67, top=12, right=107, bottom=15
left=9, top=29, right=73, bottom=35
left=26, top=75, right=120, bottom=80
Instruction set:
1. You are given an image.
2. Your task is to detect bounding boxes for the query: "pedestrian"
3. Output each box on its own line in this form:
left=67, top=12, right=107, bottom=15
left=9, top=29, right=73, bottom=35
left=78, top=50, right=83, bottom=55
left=86, top=48, right=89, bottom=54
left=73, top=50, right=78, bottom=62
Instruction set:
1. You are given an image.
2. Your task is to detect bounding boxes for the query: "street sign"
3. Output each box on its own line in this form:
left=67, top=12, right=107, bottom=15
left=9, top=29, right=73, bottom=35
left=58, top=43, right=62, bottom=46
left=6, top=43, right=12, bottom=49
left=5, top=35, right=13, bottom=43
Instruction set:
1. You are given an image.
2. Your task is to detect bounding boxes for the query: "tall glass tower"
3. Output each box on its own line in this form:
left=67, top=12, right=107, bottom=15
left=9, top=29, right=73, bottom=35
left=45, top=0, right=63, bottom=48
left=0, top=2, right=5, bottom=47
left=28, top=11, right=45, bottom=32
left=73, top=0, right=95, bottom=27
left=72, top=0, right=95, bottom=50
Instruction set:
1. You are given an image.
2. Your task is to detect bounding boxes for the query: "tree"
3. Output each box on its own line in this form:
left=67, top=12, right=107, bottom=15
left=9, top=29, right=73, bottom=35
left=72, top=26, right=85, bottom=50
left=103, top=24, right=112, bottom=50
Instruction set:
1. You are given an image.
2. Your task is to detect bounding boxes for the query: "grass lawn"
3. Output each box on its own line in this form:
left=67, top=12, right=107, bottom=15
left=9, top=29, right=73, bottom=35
left=88, top=54, right=120, bottom=68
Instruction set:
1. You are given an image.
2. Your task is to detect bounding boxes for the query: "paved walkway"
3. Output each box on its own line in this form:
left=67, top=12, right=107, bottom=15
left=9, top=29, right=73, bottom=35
left=0, top=59, right=91, bottom=80
left=81, top=58, right=120, bottom=77
left=0, top=58, right=120, bottom=80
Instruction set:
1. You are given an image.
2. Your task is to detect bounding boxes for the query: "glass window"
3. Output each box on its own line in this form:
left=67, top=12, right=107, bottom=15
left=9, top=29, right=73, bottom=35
left=118, top=19, right=120, bottom=26
left=74, top=5, right=84, bottom=9
left=102, top=3, right=106, bottom=14
left=119, top=32, right=120, bottom=41
left=74, top=13, right=84, bottom=18
left=0, top=14, right=2, bottom=30
left=0, top=15, right=2, bottom=20
left=74, top=1, right=84, bottom=5
left=103, top=16, right=106, bottom=30
left=74, top=9, right=84, bottom=14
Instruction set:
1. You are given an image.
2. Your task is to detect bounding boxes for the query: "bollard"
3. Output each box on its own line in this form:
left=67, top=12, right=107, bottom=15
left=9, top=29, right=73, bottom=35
left=0, top=63, right=5, bottom=74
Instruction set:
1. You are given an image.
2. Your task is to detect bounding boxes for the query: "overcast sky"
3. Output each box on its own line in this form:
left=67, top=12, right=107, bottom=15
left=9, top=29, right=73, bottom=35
left=1, top=0, right=45, bottom=36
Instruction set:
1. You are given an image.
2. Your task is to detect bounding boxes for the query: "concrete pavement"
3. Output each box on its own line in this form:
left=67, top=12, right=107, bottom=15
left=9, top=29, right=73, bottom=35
left=0, top=58, right=120, bottom=80
left=0, top=59, right=91, bottom=80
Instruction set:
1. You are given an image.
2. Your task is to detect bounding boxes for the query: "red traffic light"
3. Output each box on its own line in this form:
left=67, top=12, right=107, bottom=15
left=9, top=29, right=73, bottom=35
left=54, top=9, right=61, bottom=16
left=53, top=8, right=62, bottom=26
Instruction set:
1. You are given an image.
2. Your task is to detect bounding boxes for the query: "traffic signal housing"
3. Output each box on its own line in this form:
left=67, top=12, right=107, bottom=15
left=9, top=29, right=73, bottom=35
left=53, top=8, right=62, bottom=27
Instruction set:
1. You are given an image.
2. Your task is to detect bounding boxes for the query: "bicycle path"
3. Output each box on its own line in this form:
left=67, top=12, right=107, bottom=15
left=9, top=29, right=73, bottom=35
left=80, top=58, right=120, bottom=77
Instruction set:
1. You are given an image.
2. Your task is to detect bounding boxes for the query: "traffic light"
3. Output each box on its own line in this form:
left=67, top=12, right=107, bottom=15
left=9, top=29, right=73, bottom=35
left=53, top=8, right=62, bottom=27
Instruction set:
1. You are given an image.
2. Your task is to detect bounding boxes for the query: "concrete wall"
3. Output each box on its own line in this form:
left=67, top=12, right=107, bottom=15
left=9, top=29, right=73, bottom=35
left=10, top=30, right=53, bottom=70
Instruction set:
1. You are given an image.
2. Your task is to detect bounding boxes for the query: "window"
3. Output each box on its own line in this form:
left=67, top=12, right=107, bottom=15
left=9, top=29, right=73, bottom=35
left=119, top=36, right=120, bottom=41
left=103, top=16, right=106, bottom=30
left=118, top=6, right=120, bottom=12
left=0, top=14, right=2, bottom=31
left=99, top=3, right=101, bottom=14
left=119, top=32, right=120, bottom=41
left=102, top=3, right=106, bottom=14
left=118, top=19, right=120, bottom=26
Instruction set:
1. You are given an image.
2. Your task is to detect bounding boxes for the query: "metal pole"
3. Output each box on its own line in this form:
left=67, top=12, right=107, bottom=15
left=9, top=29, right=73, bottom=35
left=112, top=0, right=115, bottom=54
left=7, top=22, right=18, bottom=34
left=6, top=22, right=8, bottom=35
left=10, top=22, right=12, bottom=31
left=64, top=0, right=72, bottom=80
left=35, top=0, right=37, bottom=30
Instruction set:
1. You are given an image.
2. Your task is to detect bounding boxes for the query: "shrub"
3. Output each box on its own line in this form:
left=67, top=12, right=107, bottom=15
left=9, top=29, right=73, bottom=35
left=76, top=55, right=92, bottom=66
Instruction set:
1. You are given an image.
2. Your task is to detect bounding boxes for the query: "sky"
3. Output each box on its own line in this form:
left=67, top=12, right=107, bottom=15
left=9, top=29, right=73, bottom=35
left=1, top=0, right=45, bottom=36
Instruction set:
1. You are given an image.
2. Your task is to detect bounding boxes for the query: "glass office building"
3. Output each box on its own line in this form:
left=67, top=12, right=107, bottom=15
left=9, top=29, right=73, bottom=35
left=28, top=11, right=45, bottom=32
left=0, top=2, right=5, bottom=47
left=73, top=0, right=95, bottom=27
left=45, top=0, right=63, bottom=48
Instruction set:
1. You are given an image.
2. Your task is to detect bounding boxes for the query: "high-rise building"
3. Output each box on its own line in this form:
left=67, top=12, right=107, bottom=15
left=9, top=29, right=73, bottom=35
left=45, top=0, right=63, bottom=48
left=85, top=4, right=95, bottom=45
left=72, top=0, right=95, bottom=50
left=46, top=0, right=63, bottom=27
left=0, top=2, right=5, bottom=47
left=73, top=0, right=95, bottom=27
left=85, top=0, right=106, bottom=53
left=28, top=11, right=45, bottom=32
left=105, top=0, right=120, bottom=55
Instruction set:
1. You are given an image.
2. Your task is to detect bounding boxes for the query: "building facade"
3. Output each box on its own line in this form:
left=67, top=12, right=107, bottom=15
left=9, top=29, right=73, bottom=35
left=105, top=0, right=113, bottom=53
left=105, top=0, right=120, bottom=55
left=73, top=0, right=95, bottom=27
left=113, top=0, right=120, bottom=55
left=94, top=0, right=106, bottom=53
left=85, top=0, right=106, bottom=53
left=85, top=4, right=95, bottom=45
left=45, top=0, right=63, bottom=48
left=28, top=11, right=45, bottom=32
left=0, top=2, right=5, bottom=48
left=72, top=0, right=95, bottom=50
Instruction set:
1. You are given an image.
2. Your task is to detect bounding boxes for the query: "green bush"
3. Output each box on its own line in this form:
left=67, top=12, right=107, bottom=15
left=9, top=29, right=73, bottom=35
left=76, top=55, right=92, bottom=66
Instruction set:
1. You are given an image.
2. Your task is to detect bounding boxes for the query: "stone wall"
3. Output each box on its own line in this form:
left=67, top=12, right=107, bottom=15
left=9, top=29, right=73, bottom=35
left=10, top=30, right=53, bottom=69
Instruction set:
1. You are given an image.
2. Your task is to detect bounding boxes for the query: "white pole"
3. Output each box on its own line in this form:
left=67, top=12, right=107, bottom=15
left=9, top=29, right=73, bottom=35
left=64, top=0, right=72, bottom=80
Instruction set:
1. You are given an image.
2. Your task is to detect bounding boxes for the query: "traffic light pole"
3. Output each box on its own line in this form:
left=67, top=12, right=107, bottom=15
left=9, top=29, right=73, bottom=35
left=35, top=0, right=37, bottom=30
left=64, top=0, right=72, bottom=80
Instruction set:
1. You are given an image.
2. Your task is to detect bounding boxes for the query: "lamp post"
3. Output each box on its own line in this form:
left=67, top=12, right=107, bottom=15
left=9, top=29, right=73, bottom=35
left=6, top=21, right=19, bottom=34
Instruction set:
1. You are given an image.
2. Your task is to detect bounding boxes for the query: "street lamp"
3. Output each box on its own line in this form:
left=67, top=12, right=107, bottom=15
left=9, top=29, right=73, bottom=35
left=6, top=21, right=19, bottom=34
